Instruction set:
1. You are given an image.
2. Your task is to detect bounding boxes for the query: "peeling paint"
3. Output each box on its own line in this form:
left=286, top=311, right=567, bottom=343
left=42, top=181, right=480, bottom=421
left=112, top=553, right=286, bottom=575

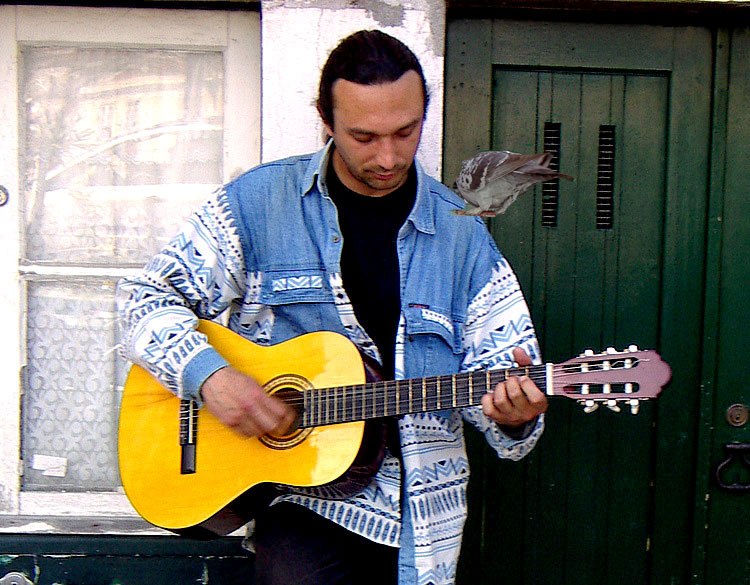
left=260, top=0, right=445, bottom=40
left=357, top=0, right=405, bottom=27
left=0, top=483, right=15, bottom=513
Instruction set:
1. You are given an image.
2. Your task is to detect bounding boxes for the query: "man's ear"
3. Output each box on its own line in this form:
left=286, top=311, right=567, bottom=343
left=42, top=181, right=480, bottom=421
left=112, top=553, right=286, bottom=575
left=317, top=104, right=334, bottom=138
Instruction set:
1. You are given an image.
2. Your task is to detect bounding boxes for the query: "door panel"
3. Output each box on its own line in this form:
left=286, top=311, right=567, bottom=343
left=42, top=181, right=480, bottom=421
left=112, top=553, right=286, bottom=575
left=701, top=27, right=750, bottom=585
left=446, top=20, right=712, bottom=585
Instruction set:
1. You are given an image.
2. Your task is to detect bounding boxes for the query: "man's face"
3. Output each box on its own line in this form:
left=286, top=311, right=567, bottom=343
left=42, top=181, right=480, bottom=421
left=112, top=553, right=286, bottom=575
left=324, top=70, right=425, bottom=197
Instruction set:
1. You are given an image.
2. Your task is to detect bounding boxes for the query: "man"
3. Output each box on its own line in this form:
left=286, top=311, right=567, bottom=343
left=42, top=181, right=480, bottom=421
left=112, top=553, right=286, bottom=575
left=117, top=29, right=547, bottom=585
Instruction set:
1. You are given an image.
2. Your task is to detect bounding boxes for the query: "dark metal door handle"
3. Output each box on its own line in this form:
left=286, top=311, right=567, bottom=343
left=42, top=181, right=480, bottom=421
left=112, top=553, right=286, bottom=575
left=715, top=443, right=750, bottom=492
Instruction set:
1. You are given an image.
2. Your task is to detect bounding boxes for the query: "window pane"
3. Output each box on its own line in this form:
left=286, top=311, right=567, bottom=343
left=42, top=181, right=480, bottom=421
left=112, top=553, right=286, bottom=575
left=19, top=47, right=226, bottom=494
left=21, top=47, right=223, bottom=265
left=22, top=279, right=125, bottom=491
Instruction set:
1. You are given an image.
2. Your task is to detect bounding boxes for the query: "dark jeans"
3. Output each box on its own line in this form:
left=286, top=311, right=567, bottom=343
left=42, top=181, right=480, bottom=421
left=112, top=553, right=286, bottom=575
left=254, top=502, right=399, bottom=585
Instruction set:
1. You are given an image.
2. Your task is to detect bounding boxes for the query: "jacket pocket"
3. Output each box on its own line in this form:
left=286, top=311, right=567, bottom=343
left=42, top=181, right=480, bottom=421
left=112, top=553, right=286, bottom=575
left=403, top=305, right=464, bottom=379
left=257, top=269, right=342, bottom=342
left=260, top=269, right=331, bottom=304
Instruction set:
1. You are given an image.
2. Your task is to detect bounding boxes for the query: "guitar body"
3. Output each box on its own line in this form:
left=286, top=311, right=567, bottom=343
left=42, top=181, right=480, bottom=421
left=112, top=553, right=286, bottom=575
left=118, top=321, right=371, bottom=536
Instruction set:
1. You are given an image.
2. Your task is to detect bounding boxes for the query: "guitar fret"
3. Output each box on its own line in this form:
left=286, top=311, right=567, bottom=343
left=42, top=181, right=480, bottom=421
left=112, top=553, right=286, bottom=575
left=408, top=379, right=414, bottom=415
left=452, top=375, right=457, bottom=408
left=395, top=380, right=400, bottom=417
left=382, top=381, right=388, bottom=417
left=468, top=373, right=474, bottom=405
left=422, top=378, right=427, bottom=412
left=376, top=383, right=380, bottom=418
left=436, top=375, right=442, bottom=409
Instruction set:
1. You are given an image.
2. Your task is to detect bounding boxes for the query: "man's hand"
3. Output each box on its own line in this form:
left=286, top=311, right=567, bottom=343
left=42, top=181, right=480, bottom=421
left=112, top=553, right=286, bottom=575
left=481, top=347, right=548, bottom=428
left=201, top=367, right=297, bottom=438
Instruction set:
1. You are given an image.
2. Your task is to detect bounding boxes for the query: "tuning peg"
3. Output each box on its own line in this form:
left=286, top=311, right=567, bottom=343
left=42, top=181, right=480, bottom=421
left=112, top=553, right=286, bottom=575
left=628, top=344, right=639, bottom=352
left=606, top=347, right=617, bottom=354
left=606, top=399, right=621, bottom=413
left=582, top=399, right=599, bottom=413
left=629, top=399, right=640, bottom=415
left=581, top=348, right=595, bottom=358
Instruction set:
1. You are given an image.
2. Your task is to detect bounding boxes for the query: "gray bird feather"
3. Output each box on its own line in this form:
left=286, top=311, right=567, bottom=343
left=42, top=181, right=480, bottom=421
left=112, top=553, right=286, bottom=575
left=453, top=150, right=573, bottom=217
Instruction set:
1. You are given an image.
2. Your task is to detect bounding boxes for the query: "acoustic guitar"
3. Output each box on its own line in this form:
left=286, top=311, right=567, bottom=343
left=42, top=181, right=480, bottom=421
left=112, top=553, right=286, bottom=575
left=118, top=319, right=671, bottom=537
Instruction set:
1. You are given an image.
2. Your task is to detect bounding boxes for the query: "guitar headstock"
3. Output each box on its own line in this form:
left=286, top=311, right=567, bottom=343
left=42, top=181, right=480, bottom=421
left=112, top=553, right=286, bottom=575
left=554, top=346, right=672, bottom=414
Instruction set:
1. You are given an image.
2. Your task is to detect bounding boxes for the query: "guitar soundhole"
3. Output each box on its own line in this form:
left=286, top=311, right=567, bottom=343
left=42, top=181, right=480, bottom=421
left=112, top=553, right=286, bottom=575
left=260, top=375, right=312, bottom=450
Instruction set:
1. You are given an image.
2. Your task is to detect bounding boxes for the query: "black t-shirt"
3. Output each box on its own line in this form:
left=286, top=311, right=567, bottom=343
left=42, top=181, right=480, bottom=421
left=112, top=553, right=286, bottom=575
left=326, top=158, right=417, bottom=379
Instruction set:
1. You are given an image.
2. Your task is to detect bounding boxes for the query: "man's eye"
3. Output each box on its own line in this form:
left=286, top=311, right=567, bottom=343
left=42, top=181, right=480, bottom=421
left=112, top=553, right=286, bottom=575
left=354, top=135, right=374, bottom=143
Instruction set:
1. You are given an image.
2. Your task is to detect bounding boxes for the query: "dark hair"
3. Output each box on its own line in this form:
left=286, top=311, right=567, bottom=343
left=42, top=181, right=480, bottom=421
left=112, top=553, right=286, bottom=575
left=317, top=29, right=430, bottom=128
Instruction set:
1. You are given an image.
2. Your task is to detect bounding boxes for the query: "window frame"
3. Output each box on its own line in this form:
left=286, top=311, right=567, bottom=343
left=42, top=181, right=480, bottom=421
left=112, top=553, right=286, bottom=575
left=0, top=4, right=259, bottom=534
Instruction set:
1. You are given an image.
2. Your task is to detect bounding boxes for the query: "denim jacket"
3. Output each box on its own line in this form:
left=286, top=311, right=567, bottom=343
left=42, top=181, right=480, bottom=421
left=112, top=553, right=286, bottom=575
left=117, top=141, right=544, bottom=585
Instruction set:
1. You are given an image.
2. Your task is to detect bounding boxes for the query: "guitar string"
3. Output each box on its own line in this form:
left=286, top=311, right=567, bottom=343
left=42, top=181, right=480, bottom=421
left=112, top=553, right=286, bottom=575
left=274, top=363, right=646, bottom=424
left=177, top=361, right=650, bottom=425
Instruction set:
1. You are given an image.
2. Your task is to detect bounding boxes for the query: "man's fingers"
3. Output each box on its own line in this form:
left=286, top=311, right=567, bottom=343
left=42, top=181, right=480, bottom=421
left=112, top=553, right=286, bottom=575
left=201, top=367, right=296, bottom=438
left=482, top=372, right=548, bottom=427
left=512, top=347, right=532, bottom=366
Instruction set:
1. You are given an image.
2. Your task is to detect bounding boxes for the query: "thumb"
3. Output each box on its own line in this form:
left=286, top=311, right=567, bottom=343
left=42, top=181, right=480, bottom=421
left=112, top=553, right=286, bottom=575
left=512, top=347, right=532, bottom=367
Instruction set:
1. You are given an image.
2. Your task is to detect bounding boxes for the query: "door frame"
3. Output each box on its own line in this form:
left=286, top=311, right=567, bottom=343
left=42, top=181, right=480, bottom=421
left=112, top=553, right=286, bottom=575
left=0, top=4, right=259, bottom=531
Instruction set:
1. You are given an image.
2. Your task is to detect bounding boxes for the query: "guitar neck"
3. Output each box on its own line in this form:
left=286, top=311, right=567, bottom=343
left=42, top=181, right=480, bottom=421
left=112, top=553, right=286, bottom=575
left=298, top=346, right=670, bottom=425
left=301, top=366, right=546, bottom=427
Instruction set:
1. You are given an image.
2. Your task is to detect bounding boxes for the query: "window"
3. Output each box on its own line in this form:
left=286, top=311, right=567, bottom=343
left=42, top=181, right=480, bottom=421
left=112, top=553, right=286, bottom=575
left=0, top=5, right=260, bottom=531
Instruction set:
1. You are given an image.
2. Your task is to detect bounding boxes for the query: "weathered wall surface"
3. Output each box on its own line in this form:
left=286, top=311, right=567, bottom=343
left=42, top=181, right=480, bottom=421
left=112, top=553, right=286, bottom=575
left=261, top=0, right=446, bottom=177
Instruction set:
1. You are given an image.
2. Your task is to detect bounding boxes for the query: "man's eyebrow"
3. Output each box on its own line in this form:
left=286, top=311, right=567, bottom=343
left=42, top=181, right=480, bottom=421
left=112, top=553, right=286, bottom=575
left=349, top=127, right=377, bottom=136
left=348, top=119, right=421, bottom=136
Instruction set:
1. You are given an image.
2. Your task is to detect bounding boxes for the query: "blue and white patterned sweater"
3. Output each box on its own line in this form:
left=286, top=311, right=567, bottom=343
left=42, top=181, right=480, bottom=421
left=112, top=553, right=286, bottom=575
left=117, top=144, right=544, bottom=585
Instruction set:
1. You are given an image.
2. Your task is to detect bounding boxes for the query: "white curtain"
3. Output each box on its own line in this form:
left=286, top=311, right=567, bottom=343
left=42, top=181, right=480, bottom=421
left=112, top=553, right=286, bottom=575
left=20, top=46, right=224, bottom=491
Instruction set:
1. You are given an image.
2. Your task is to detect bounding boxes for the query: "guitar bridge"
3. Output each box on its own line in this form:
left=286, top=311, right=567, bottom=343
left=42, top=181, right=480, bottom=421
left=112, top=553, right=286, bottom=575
left=180, top=399, right=198, bottom=474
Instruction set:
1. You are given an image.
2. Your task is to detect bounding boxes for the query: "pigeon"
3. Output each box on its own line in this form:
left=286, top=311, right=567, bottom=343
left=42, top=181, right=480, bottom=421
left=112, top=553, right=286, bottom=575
left=453, top=150, right=573, bottom=217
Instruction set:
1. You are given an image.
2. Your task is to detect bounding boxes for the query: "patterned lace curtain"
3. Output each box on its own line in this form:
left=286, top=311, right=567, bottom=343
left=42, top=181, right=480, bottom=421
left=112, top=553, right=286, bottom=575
left=20, top=47, right=223, bottom=491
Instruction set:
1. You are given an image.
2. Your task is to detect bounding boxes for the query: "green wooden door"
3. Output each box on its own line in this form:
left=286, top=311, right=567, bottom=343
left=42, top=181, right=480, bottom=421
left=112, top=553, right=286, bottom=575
left=445, top=20, right=715, bottom=584
left=698, top=27, right=750, bottom=585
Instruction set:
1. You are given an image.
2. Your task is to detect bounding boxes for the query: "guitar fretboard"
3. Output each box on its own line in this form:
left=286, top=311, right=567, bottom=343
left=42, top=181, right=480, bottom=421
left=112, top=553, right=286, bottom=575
left=301, top=366, right=546, bottom=427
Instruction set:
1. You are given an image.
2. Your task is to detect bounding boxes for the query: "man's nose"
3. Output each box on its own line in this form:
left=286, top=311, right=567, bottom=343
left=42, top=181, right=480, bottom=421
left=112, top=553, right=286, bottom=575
left=374, top=138, right=397, bottom=170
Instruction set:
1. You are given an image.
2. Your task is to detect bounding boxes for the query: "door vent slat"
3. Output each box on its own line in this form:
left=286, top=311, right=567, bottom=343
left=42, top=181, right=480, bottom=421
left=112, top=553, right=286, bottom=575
left=541, top=122, right=562, bottom=228
left=596, top=125, right=616, bottom=230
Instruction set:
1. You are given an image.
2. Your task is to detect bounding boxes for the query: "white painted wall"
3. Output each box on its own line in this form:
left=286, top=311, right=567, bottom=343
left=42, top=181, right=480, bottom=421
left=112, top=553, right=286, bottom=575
left=260, top=0, right=446, bottom=179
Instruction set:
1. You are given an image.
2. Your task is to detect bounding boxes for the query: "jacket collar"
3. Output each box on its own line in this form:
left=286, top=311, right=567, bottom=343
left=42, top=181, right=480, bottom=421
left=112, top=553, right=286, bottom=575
left=303, top=140, right=436, bottom=235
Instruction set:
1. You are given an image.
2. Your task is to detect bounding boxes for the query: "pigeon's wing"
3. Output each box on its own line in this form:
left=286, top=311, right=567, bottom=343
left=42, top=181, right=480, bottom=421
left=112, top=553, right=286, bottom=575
left=515, top=152, right=574, bottom=180
left=481, top=151, right=550, bottom=183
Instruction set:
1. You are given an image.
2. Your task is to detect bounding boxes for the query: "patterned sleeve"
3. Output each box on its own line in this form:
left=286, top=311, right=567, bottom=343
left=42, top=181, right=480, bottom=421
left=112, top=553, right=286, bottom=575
left=459, top=255, right=545, bottom=460
left=116, top=189, right=246, bottom=401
